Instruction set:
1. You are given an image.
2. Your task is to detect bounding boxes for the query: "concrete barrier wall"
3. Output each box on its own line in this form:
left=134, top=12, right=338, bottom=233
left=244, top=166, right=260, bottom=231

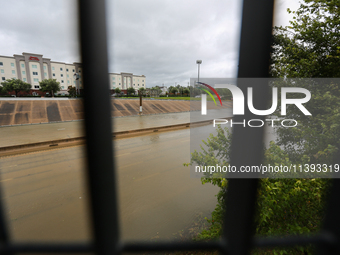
left=0, top=99, right=231, bottom=126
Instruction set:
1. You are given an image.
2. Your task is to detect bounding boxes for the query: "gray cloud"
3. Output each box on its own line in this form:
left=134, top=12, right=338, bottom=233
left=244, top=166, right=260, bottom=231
left=0, top=0, right=297, bottom=88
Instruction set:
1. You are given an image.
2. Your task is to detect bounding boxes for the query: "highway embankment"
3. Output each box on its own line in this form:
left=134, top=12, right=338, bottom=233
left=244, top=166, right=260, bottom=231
left=0, top=98, right=231, bottom=126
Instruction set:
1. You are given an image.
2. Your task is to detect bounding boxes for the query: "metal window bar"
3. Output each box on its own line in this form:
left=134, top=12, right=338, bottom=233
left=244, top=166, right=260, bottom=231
left=0, top=0, right=338, bottom=254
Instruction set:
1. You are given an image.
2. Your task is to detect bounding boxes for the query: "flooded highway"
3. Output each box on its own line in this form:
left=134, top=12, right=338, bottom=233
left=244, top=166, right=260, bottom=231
left=0, top=126, right=220, bottom=242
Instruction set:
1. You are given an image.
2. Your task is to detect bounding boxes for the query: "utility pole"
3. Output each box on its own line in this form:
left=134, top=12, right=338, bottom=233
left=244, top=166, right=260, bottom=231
left=196, top=60, right=202, bottom=84
left=139, top=90, right=143, bottom=115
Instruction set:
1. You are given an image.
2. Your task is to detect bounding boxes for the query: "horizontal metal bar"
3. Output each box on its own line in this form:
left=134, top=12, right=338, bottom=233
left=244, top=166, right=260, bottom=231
left=0, top=243, right=93, bottom=253
left=119, top=240, right=227, bottom=253
left=254, top=232, right=336, bottom=248
left=0, top=233, right=334, bottom=253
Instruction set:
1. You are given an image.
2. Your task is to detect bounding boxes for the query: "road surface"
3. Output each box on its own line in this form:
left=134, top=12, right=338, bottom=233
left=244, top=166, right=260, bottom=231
left=0, top=126, right=220, bottom=242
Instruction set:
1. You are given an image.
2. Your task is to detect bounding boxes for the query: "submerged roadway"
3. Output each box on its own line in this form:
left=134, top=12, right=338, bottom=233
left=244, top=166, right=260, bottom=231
left=0, top=125, right=220, bottom=242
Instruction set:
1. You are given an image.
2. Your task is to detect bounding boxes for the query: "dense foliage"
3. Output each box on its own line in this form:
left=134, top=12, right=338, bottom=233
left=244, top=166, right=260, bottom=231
left=39, top=79, right=61, bottom=96
left=114, top=87, right=121, bottom=95
left=67, top=85, right=76, bottom=97
left=188, top=1, right=339, bottom=253
left=127, top=87, right=136, bottom=95
left=1, top=78, right=31, bottom=96
left=189, top=126, right=331, bottom=254
left=138, top=87, right=146, bottom=95
left=271, top=0, right=340, bottom=165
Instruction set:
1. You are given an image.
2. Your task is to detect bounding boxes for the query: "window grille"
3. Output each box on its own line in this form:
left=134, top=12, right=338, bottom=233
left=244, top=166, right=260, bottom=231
left=0, top=0, right=338, bottom=254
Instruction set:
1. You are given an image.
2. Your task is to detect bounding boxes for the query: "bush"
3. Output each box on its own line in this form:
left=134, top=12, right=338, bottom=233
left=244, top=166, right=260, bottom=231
left=188, top=126, right=331, bottom=254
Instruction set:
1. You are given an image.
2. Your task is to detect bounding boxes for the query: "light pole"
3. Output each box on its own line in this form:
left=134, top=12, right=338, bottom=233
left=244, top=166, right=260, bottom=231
left=196, top=60, right=202, bottom=84
left=73, top=73, right=80, bottom=97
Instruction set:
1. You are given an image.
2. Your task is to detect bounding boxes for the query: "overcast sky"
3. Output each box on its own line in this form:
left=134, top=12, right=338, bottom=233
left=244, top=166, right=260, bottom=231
left=0, top=0, right=300, bottom=88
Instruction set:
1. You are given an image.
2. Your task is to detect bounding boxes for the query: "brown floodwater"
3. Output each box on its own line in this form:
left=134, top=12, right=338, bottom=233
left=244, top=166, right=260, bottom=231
left=0, top=126, right=220, bottom=242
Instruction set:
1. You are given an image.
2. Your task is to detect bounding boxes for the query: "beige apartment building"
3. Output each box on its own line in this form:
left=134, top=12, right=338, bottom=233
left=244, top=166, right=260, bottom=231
left=0, top=52, right=146, bottom=94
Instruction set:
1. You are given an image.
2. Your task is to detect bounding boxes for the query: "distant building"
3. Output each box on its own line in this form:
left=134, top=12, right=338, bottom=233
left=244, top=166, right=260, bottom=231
left=0, top=52, right=146, bottom=95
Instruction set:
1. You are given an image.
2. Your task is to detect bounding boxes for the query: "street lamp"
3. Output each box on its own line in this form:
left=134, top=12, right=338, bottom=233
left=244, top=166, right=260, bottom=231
left=196, top=60, right=202, bottom=84
left=73, top=73, right=80, bottom=96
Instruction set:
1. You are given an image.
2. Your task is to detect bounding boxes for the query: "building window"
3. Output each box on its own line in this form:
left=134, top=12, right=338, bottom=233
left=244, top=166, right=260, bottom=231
left=33, top=72, right=38, bottom=75
left=62, top=86, right=65, bottom=89
left=74, top=81, right=76, bottom=84
left=32, top=64, right=37, bottom=69
left=66, top=69, right=69, bottom=72
left=119, top=83, right=121, bottom=85
left=112, top=77, right=115, bottom=80
left=53, top=73, right=55, bottom=77
left=2, top=77, right=5, bottom=81
left=12, top=70, right=15, bottom=75
left=0, top=62, right=3, bottom=66
left=61, top=74, right=63, bottom=77
left=22, top=71, right=25, bottom=75
left=34, top=78, right=39, bottom=83
left=119, top=77, right=121, bottom=80
left=60, top=68, right=63, bottom=71
left=61, top=80, right=64, bottom=83
left=133, top=84, right=135, bottom=86
left=72, top=69, right=75, bottom=72
left=142, top=84, right=144, bottom=86
left=113, top=82, right=115, bottom=85
left=142, top=80, right=144, bottom=82
left=79, top=70, right=81, bottom=73
left=138, top=84, right=139, bottom=86
left=1, top=69, right=4, bottom=74
left=44, top=66, right=46, bottom=70
left=23, top=78, right=27, bottom=82
left=21, top=64, right=25, bottom=68
left=34, top=85, right=39, bottom=89
left=44, top=72, right=47, bottom=77
left=11, top=63, right=14, bottom=67
left=52, top=67, right=55, bottom=71
left=68, top=80, right=70, bottom=84
left=80, top=81, right=82, bottom=84
left=67, top=74, right=69, bottom=78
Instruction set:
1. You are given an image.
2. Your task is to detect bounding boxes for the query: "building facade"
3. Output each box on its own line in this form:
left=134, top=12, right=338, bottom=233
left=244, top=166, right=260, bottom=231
left=0, top=52, right=146, bottom=95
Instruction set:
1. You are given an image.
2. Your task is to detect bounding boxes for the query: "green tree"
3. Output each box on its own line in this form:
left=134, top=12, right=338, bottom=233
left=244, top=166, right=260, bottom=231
left=127, top=87, right=136, bottom=96
left=1, top=78, right=31, bottom=97
left=115, top=87, right=121, bottom=95
left=189, top=85, right=201, bottom=97
left=271, top=1, right=340, bottom=78
left=138, top=87, right=146, bottom=96
left=170, top=87, right=178, bottom=94
left=271, top=0, right=340, bottom=165
left=39, top=79, right=61, bottom=97
left=187, top=2, right=337, bottom=253
left=150, top=86, right=162, bottom=97
left=183, top=87, right=190, bottom=96
left=188, top=126, right=330, bottom=254
left=67, top=86, right=76, bottom=97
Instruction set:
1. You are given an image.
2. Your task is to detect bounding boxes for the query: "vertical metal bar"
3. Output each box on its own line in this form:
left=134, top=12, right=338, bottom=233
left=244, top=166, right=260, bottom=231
left=317, top=178, right=340, bottom=254
left=223, top=1, right=275, bottom=255
left=0, top=187, right=12, bottom=255
left=77, top=0, right=119, bottom=254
